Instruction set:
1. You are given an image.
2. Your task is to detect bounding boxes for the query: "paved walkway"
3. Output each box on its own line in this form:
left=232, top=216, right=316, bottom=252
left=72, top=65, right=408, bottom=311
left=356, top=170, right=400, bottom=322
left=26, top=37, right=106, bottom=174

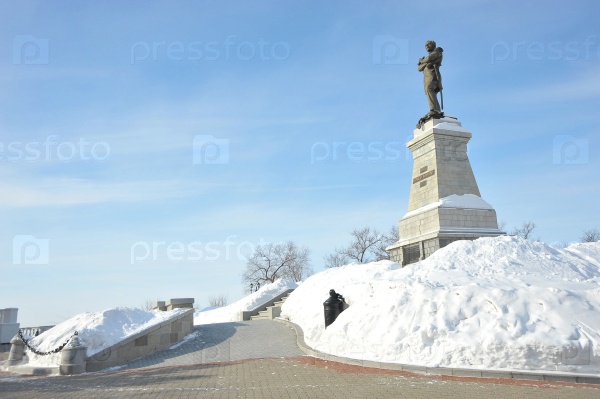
left=119, top=320, right=305, bottom=370
left=1, top=320, right=599, bottom=398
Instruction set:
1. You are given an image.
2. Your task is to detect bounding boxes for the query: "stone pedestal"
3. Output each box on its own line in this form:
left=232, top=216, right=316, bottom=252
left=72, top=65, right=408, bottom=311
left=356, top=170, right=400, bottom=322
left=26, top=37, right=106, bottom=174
left=0, top=308, right=20, bottom=344
left=154, top=298, right=194, bottom=311
left=166, top=298, right=194, bottom=310
left=60, top=335, right=87, bottom=375
left=387, top=116, right=505, bottom=265
left=7, top=335, right=24, bottom=366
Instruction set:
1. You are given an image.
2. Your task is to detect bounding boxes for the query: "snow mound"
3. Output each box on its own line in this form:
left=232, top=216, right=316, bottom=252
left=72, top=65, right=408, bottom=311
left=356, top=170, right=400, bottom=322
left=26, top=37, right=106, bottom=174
left=281, top=236, right=600, bottom=373
left=194, top=279, right=298, bottom=325
left=20, top=307, right=189, bottom=367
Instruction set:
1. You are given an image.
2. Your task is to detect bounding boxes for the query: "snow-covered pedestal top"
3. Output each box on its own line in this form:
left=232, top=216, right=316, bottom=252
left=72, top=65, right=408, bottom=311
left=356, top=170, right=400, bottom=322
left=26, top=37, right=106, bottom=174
left=403, top=194, right=493, bottom=219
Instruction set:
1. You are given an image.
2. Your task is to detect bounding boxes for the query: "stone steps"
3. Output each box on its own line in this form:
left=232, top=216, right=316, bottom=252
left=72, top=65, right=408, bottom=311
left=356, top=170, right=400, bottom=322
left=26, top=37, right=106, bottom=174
left=250, top=295, right=290, bottom=321
left=240, top=288, right=295, bottom=321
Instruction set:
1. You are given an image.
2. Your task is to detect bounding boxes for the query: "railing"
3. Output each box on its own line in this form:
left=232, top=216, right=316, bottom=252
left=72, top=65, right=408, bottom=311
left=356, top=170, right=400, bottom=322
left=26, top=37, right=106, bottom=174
left=20, top=326, right=54, bottom=338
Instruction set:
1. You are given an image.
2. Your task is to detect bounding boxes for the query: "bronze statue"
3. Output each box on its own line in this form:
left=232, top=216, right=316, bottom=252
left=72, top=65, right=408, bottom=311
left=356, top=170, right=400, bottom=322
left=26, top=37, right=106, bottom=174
left=417, top=40, right=444, bottom=127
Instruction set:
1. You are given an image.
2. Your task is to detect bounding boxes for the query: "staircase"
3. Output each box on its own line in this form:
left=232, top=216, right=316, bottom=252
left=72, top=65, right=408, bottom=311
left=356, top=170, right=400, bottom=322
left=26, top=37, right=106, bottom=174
left=250, top=293, right=292, bottom=320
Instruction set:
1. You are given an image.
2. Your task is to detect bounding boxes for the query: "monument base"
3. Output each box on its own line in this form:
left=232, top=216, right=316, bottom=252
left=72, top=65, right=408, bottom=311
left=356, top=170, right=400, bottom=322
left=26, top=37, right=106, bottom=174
left=385, top=114, right=506, bottom=265
left=387, top=194, right=505, bottom=265
left=387, top=228, right=505, bottom=266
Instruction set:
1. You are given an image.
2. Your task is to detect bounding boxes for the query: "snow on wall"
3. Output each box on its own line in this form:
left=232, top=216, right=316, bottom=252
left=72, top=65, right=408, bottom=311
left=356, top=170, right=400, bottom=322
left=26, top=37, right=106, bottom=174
left=403, top=194, right=494, bottom=218
left=16, top=307, right=189, bottom=368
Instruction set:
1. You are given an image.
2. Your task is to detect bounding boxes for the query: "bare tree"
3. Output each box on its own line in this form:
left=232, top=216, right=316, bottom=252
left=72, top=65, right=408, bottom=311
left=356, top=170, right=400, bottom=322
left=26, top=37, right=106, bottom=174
left=580, top=228, right=600, bottom=243
left=510, top=221, right=537, bottom=239
left=374, top=225, right=399, bottom=261
left=324, top=226, right=397, bottom=268
left=140, top=298, right=159, bottom=311
left=339, top=227, right=381, bottom=263
left=498, top=220, right=507, bottom=231
left=323, top=252, right=350, bottom=268
left=287, top=251, right=315, bottom=282
left=208, top=294, right=229, bottom=307
left=242, top=241, right=312, bottom=286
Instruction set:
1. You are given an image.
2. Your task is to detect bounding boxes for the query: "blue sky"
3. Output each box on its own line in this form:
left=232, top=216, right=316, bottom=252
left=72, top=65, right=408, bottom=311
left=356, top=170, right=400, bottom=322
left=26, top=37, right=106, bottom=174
left=1, top=0, right=598, bottom=327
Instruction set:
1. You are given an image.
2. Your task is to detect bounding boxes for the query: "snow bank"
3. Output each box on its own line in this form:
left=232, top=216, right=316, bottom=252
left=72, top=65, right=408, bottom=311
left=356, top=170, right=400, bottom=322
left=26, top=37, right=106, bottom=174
left=281, top=236, right=600, bottom=373
left=194, top=279, right=298, bottom=325
left=18, top=307, right=189, bottom=367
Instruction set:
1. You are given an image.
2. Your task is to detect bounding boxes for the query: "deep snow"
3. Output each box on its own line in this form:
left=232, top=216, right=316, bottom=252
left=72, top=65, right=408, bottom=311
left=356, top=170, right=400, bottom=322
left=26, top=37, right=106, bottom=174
left=281, top=236, right=600, bottom=374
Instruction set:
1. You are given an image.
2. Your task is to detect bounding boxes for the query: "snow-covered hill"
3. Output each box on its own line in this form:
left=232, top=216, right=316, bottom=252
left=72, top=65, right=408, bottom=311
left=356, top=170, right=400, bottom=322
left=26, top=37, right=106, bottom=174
left=281, top=236, right=600, bottom=374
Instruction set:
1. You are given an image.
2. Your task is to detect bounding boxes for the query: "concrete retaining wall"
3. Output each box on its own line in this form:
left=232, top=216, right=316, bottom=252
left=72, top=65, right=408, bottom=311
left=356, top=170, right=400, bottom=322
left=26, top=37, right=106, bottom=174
left=86, top=309, right=194, bottom=372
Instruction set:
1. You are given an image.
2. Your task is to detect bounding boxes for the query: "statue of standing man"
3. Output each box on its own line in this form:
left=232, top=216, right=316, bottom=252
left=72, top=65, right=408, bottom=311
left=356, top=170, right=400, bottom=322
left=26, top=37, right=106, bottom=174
left=417, top=40, right=444, bottom=126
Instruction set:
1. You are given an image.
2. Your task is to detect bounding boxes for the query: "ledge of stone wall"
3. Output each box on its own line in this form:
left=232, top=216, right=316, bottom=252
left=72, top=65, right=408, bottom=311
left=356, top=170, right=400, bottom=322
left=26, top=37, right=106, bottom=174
left=86, top=309, right=194, bottom=372
left=276, top=318, right=600, bottom=385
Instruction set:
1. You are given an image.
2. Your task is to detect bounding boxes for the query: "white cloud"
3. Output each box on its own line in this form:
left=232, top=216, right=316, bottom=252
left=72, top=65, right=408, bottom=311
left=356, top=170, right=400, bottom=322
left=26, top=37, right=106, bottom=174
left=0, top=177, right=211, bottom=207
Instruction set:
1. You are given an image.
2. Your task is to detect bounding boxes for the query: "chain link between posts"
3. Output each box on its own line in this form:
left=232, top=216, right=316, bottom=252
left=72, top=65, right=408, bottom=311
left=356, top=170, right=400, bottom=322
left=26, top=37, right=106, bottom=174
left=18, top=330, right=78, bottom=356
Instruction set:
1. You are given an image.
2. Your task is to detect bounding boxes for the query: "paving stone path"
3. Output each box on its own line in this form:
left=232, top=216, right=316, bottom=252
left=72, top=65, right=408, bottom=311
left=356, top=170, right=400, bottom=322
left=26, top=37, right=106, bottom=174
left=119, top=320, right=305, bottom=370
left=1, top=320, right=599, bottom=399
